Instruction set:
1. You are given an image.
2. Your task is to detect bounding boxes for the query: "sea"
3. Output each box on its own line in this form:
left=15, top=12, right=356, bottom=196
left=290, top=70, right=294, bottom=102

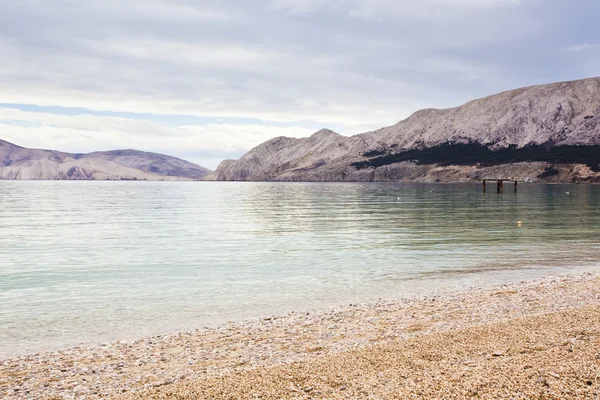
left=1, top=181, right=599, bottom=358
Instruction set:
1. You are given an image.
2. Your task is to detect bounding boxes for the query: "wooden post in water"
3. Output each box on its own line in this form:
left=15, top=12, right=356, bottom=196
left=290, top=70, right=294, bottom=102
left=482, top=179, right=519, bottom=193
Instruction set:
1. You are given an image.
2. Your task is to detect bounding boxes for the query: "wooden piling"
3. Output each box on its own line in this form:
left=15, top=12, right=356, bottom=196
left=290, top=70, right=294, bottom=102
left=480, top=178, right=521, bottom=193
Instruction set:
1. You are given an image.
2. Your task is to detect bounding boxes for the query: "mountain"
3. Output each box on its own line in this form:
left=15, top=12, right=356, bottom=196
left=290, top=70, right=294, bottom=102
left=0, top=140, right=210, bottom=180
left=207, top=77, right=600, bottom=183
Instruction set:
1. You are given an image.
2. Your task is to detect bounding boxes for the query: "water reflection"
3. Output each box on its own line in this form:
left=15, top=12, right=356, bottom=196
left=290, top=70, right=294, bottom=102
left=0, top=181, right=599, bottom=357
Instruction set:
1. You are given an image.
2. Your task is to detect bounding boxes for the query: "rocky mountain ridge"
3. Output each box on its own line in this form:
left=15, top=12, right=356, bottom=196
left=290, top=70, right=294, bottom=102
left=207, top=77, right=600, bottom=183
left=0, top=140, right=210, bottom=180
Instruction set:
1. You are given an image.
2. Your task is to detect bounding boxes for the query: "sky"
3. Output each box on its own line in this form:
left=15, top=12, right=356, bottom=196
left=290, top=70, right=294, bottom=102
left=0, top=0, right=599, bottom=169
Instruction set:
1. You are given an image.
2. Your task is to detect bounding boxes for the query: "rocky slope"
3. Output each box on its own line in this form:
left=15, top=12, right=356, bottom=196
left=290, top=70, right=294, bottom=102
left=207, top=77, right=600, bottom=183
left=0, top=140, right=210, bottom=180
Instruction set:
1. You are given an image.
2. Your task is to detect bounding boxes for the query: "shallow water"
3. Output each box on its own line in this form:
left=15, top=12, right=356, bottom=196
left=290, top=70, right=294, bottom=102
left=1, top=181, right=599, bottom=358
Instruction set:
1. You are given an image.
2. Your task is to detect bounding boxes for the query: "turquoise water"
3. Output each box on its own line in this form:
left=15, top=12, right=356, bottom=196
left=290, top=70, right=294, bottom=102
left=1, top=182, right=599, bottom=358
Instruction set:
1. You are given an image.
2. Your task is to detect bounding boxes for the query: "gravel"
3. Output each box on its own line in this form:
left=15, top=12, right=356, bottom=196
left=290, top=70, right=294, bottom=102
left=1, top=272, right=599, bottom=399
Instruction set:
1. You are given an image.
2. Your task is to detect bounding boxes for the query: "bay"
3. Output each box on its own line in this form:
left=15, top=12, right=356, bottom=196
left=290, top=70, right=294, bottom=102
left=1, top=181, right=599, bottom=358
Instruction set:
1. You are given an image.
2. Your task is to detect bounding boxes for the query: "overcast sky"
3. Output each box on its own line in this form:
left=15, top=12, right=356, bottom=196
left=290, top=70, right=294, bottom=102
left=0, top=0, right=599, bottom=169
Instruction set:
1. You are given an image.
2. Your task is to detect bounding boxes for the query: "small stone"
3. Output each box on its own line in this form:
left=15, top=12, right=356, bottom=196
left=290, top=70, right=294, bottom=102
left=492, top=351, right=504, bottom=357
left=537, top=377, right=549, bottom=387
left=548, top=372, right=560, bottom=379
left=303, top=387, right=313, bottom=393
left=152, top=380, right=174, bottom=388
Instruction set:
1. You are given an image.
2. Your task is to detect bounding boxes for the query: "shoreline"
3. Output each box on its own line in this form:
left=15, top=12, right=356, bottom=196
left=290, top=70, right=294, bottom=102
left=2, top=271, right=599, bottom=399
left=4, top=262, right=599, bottom=360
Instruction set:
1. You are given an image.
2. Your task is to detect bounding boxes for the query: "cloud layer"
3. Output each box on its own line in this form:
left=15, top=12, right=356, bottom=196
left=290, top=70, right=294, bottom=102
left=0, top=0, right=599, bottom=168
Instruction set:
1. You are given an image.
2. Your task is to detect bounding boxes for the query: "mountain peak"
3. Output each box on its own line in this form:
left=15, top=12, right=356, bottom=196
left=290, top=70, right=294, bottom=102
left=311, top=128, right=340, bottom=138
left=0, top=139, right=22, bottom=148
left=208, top=76, right=600, bottom=183
left=0, top=139, right=210, bottom=180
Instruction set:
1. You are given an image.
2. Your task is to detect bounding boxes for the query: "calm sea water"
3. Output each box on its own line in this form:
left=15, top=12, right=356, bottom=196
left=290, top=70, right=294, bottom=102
left=1, top=181, right=599, bottom=358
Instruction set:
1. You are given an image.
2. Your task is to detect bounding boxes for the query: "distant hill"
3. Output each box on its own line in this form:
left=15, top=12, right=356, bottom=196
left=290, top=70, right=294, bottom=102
left=0, top=140, right=210, bottom=180
left=207, top=77, right=600, bottom=183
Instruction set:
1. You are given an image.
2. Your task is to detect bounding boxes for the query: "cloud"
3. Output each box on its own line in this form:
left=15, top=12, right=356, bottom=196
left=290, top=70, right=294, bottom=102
left=567, top=43, right=599, bottom=53
left=0, top=0, right=599, bottom=164
left=0, top=108, right=315, bottom=169
left=272, top=0, right=524, bottom=19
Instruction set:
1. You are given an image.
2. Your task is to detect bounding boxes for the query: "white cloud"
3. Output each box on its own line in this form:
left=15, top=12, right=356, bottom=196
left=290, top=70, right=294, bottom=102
left=567, top=43, right=599, bottom=53
left=0, top=108, right=315, bottom=169
left=270, top=0, right=331, bottom=13
left=96, top=39, right=275, bottom=69
left=0, top=0, right=549, bottom=122
left=0, top=0, right=597, bottom=166
left=273, top=0, right=524, bottom=19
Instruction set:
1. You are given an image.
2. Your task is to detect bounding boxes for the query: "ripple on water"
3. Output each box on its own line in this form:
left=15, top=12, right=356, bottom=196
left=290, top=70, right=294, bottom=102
left=1, top=181, right=599, bottom=357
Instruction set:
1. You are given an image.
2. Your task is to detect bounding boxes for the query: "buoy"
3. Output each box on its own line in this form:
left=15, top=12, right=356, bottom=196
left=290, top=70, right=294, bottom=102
left=566, top=192, right=570, bottom=195
left=518, top=220, right=523, bottom=226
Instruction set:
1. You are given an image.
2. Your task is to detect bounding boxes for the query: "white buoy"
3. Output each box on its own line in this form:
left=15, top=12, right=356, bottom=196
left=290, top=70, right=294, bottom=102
left=518, top=220, right=523, bottom=226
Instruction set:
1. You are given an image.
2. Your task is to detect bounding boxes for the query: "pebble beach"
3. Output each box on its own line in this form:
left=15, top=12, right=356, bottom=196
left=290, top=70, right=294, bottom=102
left=2, top=272, right=600, bottom=399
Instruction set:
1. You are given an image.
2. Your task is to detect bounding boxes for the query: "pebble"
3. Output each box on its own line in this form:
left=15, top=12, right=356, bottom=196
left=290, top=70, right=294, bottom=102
left=1, top=272, right=598, bottom=400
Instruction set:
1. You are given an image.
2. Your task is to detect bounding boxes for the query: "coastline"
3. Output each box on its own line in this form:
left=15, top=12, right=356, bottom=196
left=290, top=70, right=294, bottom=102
left=2, top=272, right=599, bottom=399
